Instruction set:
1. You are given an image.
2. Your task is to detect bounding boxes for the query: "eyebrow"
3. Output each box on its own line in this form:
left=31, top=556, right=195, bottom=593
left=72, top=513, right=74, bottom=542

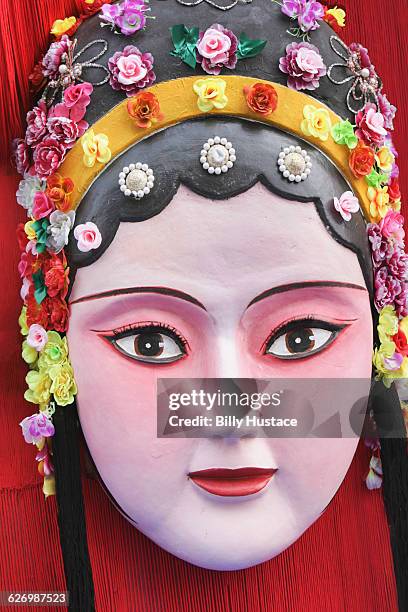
left=247, top=281, right=367, bottom=308
left=69, top=286, right=207, bottom=310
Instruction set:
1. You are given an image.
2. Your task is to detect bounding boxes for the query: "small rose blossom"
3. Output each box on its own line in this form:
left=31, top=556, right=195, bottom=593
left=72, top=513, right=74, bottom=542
left=281, top=0, right=325, bottom=33
left=26, top=101, right=48, bottom=146
left=63, top=82, right=93, bottom=122
left=16, top=177, right=46, bottom=216
left=42, top=35, right=71, bottom=79
left=12, top=139, right=32, bottom=176
left=108, top=46, right=155, bottom=96
left=355, top=103, right=387, bottom=147
left=33, top=138, right=67, bottom=179
left=27, top=324, right=48, bottom=351
left=47, top=210, right=76, bottom=253
left=333, top=191, right=359, bottom=221
left=20, top=277, right=31, bottom=302
left=100, top=3, right=122, bottom=25
left=196, top=24, right=238, bottom=75
left=388, top=176, right=401, bottom=203
left=20, top=412, right=55, bottom=444
left=32, top=191, right=55, bottom=220
left=74, top=222, right=102, bottom=252
left=243, top=83, right=278, bottom=116
left=279, top=42, right=326, bottom=91
left=378, top=92, right=396, bottom=132
left=379, top=211, right=405, bottom=246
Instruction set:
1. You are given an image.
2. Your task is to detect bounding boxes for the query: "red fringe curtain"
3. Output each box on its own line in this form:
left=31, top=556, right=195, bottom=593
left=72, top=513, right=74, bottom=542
left=0, top=1, right=407, bottom=610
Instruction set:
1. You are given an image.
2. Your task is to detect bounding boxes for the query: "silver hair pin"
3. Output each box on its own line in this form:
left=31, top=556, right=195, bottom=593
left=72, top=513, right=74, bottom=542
left=42, top=39, right=109, bottom=106
left=200, top=137, right=236, bottom=174
left=327, top=36, right=382, bottom=115
left=119, top=163, right=155, bottom=199
left=278, top=146, right=312, bottom=183
left=176, top=0, right=252, bottom=10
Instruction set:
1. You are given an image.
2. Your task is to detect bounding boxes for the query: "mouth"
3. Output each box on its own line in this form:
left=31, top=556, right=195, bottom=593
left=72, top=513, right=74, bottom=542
left=188, top=467, right=277, bottom=497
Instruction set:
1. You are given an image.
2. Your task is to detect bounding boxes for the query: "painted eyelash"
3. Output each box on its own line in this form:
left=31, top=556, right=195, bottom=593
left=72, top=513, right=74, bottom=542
left=107, top=321, right=189, bottom=350
left=262, top=316, right=346, bottom=353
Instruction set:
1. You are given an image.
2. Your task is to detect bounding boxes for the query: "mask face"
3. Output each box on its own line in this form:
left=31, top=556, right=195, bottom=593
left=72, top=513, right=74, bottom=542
left=67, top=183, right=373, bottom=570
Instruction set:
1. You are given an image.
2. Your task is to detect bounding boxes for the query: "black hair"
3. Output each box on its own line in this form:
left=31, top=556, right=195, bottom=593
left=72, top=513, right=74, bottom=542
left=53, top=118, right=408, bottom=611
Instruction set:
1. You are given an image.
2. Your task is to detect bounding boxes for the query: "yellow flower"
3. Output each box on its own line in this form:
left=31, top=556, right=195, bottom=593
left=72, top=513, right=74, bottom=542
left=22, top=340, right=38, bottom=365
left=378, top=305, right=398, bottom=343
left=49, top=363, right=78, bottom=407
left=38, top=332, right=69, bottom=371
left=326, top=7, right=346, bottom=27
left=24, top=370, right=52, bottom=405
left=24, top=219, right=36, bottom=241
left=50, top=17, right=76, bottom=37
left=373, top=339, right=396, bottom=374
left=19, top=306, right=28, bottom=336
left=368, top=185, right=390, bottom=221
left=81, top=130, right=112, bottom=168
left=300, top=105, right=332, bottom=142
left=193, top=78, right=228, bottom=113
left=375, top=147, right=395, bottom=173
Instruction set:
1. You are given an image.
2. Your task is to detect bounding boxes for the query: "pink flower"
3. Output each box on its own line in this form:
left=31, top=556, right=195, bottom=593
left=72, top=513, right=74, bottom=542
left=333, top=191, right=360, bottom=221
left=20, top=277, right=31, bottom=302
left=355, top=103, right=387, bottom=147
left=32, top=191, right=55, bottom=220
left=378, top=92, right=397, bottom=132
left=27, top=324, right=48, bottom=351
left=33, top=138, right=67, bottom=179
left=47, top=103, right=88, bottom=149
left=108, top=46, right=155, bottom=97
left=18, top=252, right=31, bottom=278
left=20, top=412, right=55, bottom=444
left=74, top=222, right=102, bottom=252
left=63, top=82, right=93, bottom=122
left=12, top=138, right=32, bottom=176
left=279, top=42, right=326, bottom=91
left=26, top=101, right=48, bottom=146
left=379, top=211, right=405, bottom=246
left=196, top=24, right=238, bottom=75
left=42, top=35, right=71, bottom=79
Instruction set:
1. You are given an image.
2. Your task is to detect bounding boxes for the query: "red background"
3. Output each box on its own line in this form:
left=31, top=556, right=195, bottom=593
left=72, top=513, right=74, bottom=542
left=0, top=1, right=407, bottom=610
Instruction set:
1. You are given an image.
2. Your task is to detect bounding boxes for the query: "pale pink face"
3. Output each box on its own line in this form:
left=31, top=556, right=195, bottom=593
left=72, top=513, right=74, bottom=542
left=67, top=183, right=373, bottom=570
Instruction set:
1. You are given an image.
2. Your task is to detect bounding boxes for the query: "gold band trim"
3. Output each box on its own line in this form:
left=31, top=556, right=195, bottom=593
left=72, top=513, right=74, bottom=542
left=59, top=75, right=370, bottom=218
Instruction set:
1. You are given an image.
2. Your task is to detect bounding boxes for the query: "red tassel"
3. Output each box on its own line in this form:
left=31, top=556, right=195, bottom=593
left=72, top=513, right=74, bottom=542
left=0, top=0, right=83, bottom=166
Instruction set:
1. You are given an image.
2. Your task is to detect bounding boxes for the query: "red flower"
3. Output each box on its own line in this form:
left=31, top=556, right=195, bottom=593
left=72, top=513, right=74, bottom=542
left=388, top=176, right=401, bottom=203
left=47, top=297, right=69, bottom=332
left=16, top=223, right=29, bottom=252
left=323, top=12, right=341, bottom=34
left=392, top=330, right=408, bottom=357
left=243, top=83, right=278, bottom=116
left=33, top=138, right=67, bottom=179
left=26, top=293, right=50, bottom=329
left=32, top=192, right=55, bottom=220
left=29, top=57, right=47, bottom=95
left=349, top=141, right=375, bottom=179
left=12, top=139, right=32, bottom=176
left=43, top=253, right=69, bottom=298
left=26, top=101, right=48, bottom=146
left=355, top=103, right=387, bottom=147
left=80, top=0, right=112, bottom=18
left=127, top=92, right=164, bottom=128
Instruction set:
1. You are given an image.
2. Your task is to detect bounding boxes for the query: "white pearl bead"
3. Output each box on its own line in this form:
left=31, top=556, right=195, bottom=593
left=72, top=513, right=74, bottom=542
left=305, top=155, right=311, bottom=163
left=279, top=152, right=285, bottom=159
left=144, top=187, right=150, bottom=195
left=120, top=185, right=126, bottom=192
left=229, top=148, right=235, bottom=155
left=147, top=181, right=154, bottom=189
left=200, top=150, right=207, bottom=157
left=204, top=143, right=210, bottom=150
left=305, top=168, right=311, bottom=175
left=119, top=172, right=125, bottom=179
left=221, top=165, right=228, bottom=173
left=229, top=155, right=236, bottom=162
left=301, top=173, right=307, bottom=180
left=289, top=174, right=295, bottom=182
left=146, top=168, right=153, bottom=175
left=220, top=138, right=227, bottom=145
left=119, top=178, right=125, bottom=186
left=124, top=189, right=131, bottom=196
left=141, top=164, right=148, bottom=172
left=295, top=146, right=301, bottom=152
left=137, top=190, right=144, bottom=198
left=306, top=162, right=312, bottom=169
left=123, top=167, right=129, bottom=174
left=208, top=138, right=214, bottom=146
left=295, top=175, right=302, bottom=182
left=226, top=161, right=233, bottom=168
left=289, top=145, right=295, bottom=152
left=361, top=68, right=370, bottom=78
left=214, top=167, right=221, bottom=175
left=226, top=142, right=232, bottom=149
left=208, top=167, right=215, bottom=174
left=214, top=136, right=221, bottom=144
left=203, top=162, right=209, bottom=170
left=200, top=156, right=207, bottom=164
left=284, top=147, right=290, bottom=154
left=132, top=191, right=137, bottom=197
left=129, top=164, right=135, bottom=171
left=283, top=170, right=290, bottom=178
left=136, top=162, right=142, bottom=170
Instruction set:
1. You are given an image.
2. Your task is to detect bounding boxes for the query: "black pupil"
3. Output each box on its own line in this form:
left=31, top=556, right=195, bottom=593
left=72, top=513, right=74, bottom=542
left=135, top=332, right=164, bottom=357
left=285, top=328, right=315, bottom=354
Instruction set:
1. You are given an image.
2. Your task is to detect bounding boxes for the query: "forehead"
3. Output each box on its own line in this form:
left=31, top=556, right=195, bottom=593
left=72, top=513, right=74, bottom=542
left=70, top=183, right=365, bottom=306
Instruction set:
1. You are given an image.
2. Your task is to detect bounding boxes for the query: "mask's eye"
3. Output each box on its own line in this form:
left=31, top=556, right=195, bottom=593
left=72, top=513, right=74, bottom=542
left=265, top=320, right=344, bottom=360
left=108, top=324, right=187, bottom=364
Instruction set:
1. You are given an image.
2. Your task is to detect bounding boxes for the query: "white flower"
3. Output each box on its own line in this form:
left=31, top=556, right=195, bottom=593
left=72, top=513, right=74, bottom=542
left=46, top=210, right=76, bottom=253
left=16, top=177, right=46, bottom=216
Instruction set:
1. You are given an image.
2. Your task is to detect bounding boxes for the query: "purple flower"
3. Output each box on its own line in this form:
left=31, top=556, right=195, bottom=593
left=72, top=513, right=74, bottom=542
left=281, top=0, right=325, bottom=33
left=25, top=101, right=48, bottom=147
left=384, top=351, right=404, bottom=371
left=100, top=3, right=122, bottom=25
left=42, top=35, right=71, bottom=79
left=378, top=92, right=397, bottom=132
left=387, top=248, right=408, bottom=281
left=196, top=24, right=238, bottom=76
left=279, top=42, right=326, bottom=91
left=108, top=46, right=155, bottom=97
left=367, top=224, right=393, bottom=266
left=349, top=42, right=372, bottom=70
left=20, top=412, right=55, bottom=444
left=374, top=266, right=402, bottom=311
left=115, top=9, right=146, bottom=36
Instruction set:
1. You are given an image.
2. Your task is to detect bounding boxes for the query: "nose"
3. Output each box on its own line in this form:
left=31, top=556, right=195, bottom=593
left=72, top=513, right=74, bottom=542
left=212, top=331, right=242, bottom=378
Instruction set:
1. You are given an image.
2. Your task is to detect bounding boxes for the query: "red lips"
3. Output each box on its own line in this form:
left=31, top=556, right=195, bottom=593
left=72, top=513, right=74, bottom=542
left=188, top=467, right=277, bottom=497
